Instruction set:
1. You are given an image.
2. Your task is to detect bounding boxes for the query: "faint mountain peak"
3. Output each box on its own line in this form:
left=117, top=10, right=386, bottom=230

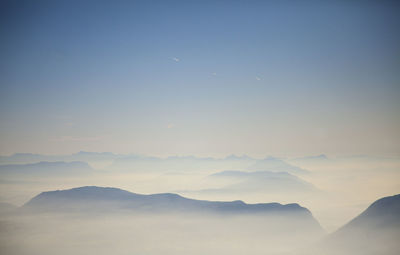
left=207, top=170, right=315, bottom=193
left=0, top=161, right=93, bottom=177
left=225, top=154, right=253, bottom=160
left=75, top=151, right=116, bottom=156
left=210, top=170, right=292, bottom=177
left=247, top=158, right=309, bottom=175
left=263, top=156, right=279, bottom=160
left=292, top=154, right=329, bottom=162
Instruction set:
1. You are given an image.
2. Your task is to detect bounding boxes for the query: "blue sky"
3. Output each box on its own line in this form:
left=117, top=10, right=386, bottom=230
left=1, top=0, right=399, bottom=157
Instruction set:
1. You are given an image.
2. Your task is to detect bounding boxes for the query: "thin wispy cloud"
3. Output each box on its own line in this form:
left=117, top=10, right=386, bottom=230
left=172, top=57, right=180, bottom=62
left=255, top=76, right=261, bottom=81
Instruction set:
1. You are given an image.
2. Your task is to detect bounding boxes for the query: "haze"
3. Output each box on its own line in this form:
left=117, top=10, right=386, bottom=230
left=0, top=1, right=399, bottom=255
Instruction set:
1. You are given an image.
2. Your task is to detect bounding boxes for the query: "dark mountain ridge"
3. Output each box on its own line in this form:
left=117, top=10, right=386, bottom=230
left=22, top=186, right=321, bottom=232
left=338, top=194, right=400, bottom=231
left=311, top=194, right=400, bottom=255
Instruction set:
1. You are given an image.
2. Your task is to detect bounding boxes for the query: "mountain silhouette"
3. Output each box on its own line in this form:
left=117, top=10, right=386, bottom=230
left=314, top=194, right=400, bottom=255
left=22, top=186, right=321, bottom=230
left=338, top=194, right=400, bottom=232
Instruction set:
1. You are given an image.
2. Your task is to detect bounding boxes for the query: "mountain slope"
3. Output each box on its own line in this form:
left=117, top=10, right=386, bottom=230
left=338, top=194, right=400, bottom=231
left=314, top=194, right=400, bottom=255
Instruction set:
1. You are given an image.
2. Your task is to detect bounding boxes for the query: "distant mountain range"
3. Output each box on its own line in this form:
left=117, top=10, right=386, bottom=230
left=0, top=152, right=309, bottom=175
left=0, top=161, right=93, bottom=177
left=109, top=155, right=310, bottom=174
left=0, top=152, right=121, bottom=165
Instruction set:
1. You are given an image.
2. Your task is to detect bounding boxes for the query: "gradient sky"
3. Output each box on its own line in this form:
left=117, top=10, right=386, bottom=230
left=1, top=0, right=399, bottom=157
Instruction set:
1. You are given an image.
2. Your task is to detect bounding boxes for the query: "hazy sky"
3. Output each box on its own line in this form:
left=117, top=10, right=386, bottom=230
left=1, top=0, right=399, bottom=157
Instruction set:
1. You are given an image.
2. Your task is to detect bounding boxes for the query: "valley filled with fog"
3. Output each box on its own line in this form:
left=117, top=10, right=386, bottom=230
left=1, top=153, right=399, bottom=231
left=0, top=153, right=399, bottom=254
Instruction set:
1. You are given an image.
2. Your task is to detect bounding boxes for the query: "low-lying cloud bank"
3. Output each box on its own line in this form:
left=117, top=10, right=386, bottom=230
left=1, top=187, right=399, bottom=255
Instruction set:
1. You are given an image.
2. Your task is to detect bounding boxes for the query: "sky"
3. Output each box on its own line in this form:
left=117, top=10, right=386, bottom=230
left=1, top=0, right=399, bottom=157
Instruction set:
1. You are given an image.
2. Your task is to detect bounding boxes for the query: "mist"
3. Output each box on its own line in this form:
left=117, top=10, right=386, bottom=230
left=1, top=154, right=399, bottom=231
left=1, top=0, right=399, bottom=254
left=0, top=211, right=324, bottom=255
left=0, top=154, right=399, bottom=255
